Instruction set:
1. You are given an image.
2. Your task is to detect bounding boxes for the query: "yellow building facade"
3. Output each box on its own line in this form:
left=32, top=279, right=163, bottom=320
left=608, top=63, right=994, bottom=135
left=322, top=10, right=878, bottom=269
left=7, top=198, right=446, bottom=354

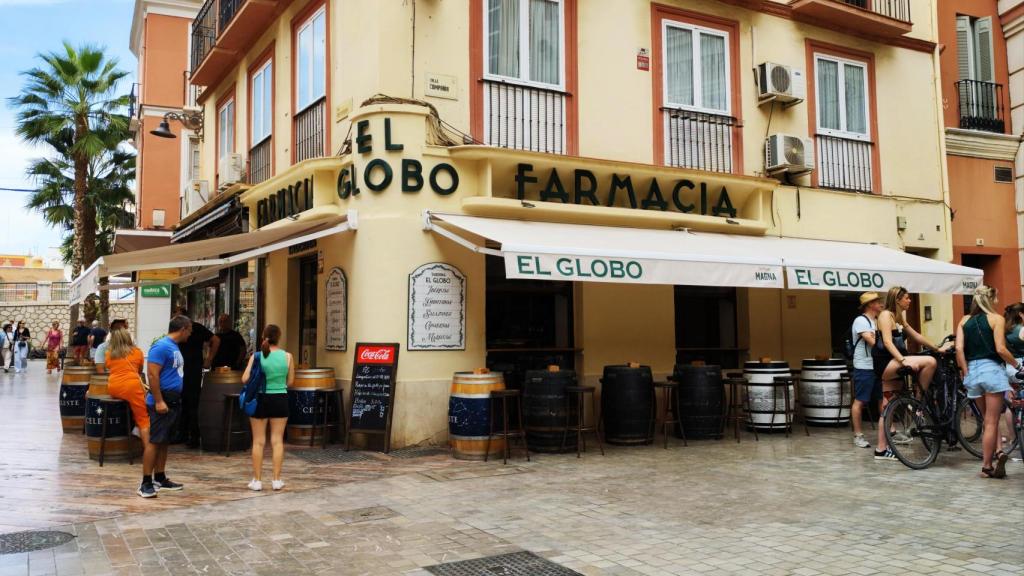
left=177, top=0, right=975, bottom=448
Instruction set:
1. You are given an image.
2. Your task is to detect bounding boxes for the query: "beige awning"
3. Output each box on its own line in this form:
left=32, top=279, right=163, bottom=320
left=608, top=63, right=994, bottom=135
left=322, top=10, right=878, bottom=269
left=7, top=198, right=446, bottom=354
left=70, top=212, right=355, bottom=305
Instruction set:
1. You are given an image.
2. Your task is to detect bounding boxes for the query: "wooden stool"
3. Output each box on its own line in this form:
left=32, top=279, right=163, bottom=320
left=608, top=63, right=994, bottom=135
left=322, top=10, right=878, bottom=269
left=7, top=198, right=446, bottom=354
left=98, top=398, right=133, bottom=467
left=561, top=386, right=604, bottom=457
left=485, top=390, right=529, bottom=465
left=311, top=389, right=346, bottom=448
left=221, top=393, right=248, bottom=456
left=723, top=374, right=754, bottom=443
left=655, top=382, right=686, bottom=448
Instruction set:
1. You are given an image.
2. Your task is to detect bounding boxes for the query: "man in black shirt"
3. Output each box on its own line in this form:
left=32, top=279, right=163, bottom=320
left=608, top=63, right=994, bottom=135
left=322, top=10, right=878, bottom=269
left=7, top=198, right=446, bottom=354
left=87, top=321, right=108, bottom=363
left=175, top=309, right=212, bottom=447
left=205, top=314, right=247, bottom=371
left=71, top=319, right=91, bottom=365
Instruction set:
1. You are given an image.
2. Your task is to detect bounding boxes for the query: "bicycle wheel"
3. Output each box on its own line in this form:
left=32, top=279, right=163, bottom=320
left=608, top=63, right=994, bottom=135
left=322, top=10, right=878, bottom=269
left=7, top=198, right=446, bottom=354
left=957, top=397, right=1019, bottom=459
left=884, top=396, right=940, bottom=469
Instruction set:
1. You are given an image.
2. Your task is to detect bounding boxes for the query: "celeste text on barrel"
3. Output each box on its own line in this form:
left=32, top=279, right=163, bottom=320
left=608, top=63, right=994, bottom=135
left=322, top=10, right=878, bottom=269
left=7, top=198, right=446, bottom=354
left=337, top=118, right=460, bottom=199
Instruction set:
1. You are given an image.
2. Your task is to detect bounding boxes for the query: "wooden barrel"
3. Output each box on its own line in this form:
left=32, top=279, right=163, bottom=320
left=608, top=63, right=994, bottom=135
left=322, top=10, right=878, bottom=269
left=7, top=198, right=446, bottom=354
left=672, top=364, right=724, bottom=439
left=523, top=369, right=577, bottom=453
left=448, top=371, right=505, bottom=460
left=287, top=367, right=338, bottom=445
left=199, top=369, right=249, bottom=452
left=85, top=395, right=142, bottom=461
left=601, top=365, right=654, bottom=445
left=800, top=358, right=851, bottom=425
left=743, top=361, right=794, bottom=431
left=87, top=374, right=109, bottom=397
left=59, top=366, right=93, bottom=433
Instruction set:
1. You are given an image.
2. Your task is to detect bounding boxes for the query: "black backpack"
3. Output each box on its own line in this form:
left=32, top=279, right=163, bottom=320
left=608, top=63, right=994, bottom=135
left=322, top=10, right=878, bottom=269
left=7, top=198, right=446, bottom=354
left=843, top=314, right=868, bottom=360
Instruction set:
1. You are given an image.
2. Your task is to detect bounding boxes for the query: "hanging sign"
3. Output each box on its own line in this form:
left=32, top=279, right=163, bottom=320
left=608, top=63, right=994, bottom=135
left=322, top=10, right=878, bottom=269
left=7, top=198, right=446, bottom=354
left=140, top=284, right=172, bottom=298
left=408, top=263, right=466, bottom=350
left=345, top=343, right=399, bottom=453
left=324, top=268, right=347, bottom=351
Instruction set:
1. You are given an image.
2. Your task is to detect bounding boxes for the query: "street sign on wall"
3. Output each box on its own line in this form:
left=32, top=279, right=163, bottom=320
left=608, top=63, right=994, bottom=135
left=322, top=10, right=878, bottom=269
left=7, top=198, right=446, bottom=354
left=140, top=284, right=171, bottom=298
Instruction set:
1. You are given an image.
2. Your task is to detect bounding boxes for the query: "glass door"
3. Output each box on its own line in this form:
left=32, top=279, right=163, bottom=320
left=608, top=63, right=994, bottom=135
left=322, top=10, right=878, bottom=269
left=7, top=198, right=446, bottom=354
left=298, top=256, right=318, bottom=367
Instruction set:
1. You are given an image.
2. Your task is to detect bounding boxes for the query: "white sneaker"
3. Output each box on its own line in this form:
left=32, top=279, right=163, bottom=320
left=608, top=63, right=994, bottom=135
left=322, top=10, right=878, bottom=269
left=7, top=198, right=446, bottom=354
left=853, top=434, right=871, bottom=449
left=247, top=479, right=262, bottom=492
left=131, top=426, right=141, bottom=438
left=271, top=480, right=284, bottom=491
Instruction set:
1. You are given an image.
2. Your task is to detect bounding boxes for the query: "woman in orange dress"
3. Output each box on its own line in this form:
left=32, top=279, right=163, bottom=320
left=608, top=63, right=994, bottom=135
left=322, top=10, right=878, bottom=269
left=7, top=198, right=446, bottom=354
left=105, top=329, right=150, bottom=443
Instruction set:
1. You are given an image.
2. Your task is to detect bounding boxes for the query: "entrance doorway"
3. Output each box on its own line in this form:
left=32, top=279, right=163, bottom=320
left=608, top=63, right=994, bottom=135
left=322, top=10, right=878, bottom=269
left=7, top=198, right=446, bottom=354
left=298, top=256, right=318, bottom=367
left=674, top=286, right=740, bottom=368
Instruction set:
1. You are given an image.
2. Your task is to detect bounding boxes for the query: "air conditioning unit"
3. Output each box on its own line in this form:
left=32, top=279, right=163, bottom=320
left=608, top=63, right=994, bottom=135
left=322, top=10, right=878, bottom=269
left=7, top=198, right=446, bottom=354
left=765, top=134, right=814, bottom=175
left=757, top=63, right=806, bottom=105
left=184, top=180, right=209, bottom=215
left=218, top=153, right=244, bottom=185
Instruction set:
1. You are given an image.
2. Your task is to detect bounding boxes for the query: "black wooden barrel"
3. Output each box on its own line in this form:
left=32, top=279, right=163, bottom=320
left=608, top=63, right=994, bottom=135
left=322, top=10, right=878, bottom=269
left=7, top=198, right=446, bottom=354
left=672, top=364, right=724, bottom=439
left=199, top=369, right=249, bottom=452
left=601, top=365, right=654, bottom=446
left=523, top=369, right=577, bottom=453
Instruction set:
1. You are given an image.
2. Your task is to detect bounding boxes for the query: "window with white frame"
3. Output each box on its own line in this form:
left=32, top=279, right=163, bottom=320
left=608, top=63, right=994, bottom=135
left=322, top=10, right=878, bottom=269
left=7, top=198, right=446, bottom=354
left=251, top=60, right=273, bottom=146
left=296, top=6, right=327, bottom=111
left=217, top=98, right=235, bottom=161
left=663, top=20, right=730, bottom=115
left=814, top=54, right=869, bottom=140
left=486, top=0, right=563, bottom=88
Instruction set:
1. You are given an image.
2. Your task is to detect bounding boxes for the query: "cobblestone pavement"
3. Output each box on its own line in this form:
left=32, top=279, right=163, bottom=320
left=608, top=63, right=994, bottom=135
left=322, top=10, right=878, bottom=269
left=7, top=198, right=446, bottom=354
left=2, top=362, right=1022, bottom=576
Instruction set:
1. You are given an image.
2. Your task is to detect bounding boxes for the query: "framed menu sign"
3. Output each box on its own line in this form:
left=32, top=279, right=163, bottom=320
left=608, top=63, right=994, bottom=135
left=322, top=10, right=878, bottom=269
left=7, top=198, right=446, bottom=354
left=325, top=268, right=347, bottom=351
left=345, top=343, right=399, bottom=453
left=408, top=263, right=466, bottom=350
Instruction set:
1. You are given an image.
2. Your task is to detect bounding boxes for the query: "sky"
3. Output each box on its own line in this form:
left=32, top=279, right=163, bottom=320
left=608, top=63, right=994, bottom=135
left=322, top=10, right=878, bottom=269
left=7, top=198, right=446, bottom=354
left=0, top=0, right=136, bottom=265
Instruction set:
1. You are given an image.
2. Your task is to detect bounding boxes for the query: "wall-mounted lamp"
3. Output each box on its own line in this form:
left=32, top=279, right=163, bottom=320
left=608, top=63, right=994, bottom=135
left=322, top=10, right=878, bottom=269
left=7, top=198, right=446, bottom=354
left=150, top=111, right=204, bottom=140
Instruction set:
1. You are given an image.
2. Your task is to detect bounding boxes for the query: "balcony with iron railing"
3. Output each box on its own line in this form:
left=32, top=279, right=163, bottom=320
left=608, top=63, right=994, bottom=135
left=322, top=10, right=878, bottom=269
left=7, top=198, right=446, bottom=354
left=294, top=97, right=327, bottom=163
left=815, top=134, right=874, bottom=193
left=788, top=0, right=912, bottom=38
left=190, top=0, right=291, bottom=86
left=955, top=79, right=1005, bottom=134
left=483, top=79, right=566, bottom=155
left=662, top=108, right=737, bottom=174
left=248, top=138, right=272, bottom=185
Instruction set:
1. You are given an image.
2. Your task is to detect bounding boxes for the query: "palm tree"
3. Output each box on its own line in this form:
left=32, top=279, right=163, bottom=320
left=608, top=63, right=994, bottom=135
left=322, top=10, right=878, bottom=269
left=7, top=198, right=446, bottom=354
left=10, top=42, right=129, bottom=279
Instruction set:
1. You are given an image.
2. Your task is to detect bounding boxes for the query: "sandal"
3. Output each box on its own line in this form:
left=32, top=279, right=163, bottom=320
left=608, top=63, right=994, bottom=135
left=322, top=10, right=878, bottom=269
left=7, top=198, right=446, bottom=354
left=979, top=466, right=996, bottom=478
left=993, top=451, right=1008, bottom=479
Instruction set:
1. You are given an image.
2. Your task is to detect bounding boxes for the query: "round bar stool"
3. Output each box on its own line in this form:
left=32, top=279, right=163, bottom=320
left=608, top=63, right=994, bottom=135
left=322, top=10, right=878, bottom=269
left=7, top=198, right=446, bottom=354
left=311, top=389, right=346, bottom=448
left=654, top=382, right=686, bottom=448
left=723, top=373, right=754, bottom=443
left=221, top=393, right=248, bottom=456
left=486, top=390, right=530, bottom=465
left=561, top=385, right=604, bottom=457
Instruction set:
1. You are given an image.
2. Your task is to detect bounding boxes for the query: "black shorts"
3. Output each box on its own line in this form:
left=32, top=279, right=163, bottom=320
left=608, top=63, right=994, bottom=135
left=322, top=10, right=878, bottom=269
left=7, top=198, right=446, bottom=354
left=147, top=393, right=182, bottom=444
left=252, top=393, right=289, bottom=419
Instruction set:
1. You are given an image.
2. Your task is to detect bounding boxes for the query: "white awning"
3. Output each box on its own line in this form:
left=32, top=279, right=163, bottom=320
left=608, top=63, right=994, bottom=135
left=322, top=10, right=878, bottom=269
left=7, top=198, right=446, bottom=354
left=70, top=212, right=357, bottom=305
left=426, top=213, right=982, bottom=294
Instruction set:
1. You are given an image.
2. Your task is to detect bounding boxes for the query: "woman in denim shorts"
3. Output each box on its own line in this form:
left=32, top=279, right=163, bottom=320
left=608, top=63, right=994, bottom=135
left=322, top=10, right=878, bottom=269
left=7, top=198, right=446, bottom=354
left=956, top=286, right=1023, bottom=478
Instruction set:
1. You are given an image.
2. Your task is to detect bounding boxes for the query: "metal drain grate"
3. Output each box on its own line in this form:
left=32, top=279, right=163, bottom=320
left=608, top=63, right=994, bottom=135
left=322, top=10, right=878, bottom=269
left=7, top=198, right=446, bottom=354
left=389, top=446, right=449, bottom=459
left=424, top=551, right=582, bottom=576
left=0, top=530, right=76, bottom=555
left=288, top=447, right=378, bottom=464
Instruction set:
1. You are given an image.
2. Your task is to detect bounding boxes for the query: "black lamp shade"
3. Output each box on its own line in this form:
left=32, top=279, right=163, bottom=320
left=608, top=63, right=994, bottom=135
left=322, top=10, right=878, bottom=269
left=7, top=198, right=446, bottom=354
left=150, top=120, right=176, bottom=139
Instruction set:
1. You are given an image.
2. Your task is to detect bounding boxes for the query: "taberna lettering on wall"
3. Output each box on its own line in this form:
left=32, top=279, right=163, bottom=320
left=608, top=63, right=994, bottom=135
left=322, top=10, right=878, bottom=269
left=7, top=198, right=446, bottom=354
left=513, top=163, right=737, bottom=218
left=337, top=118, right=460, bottom=199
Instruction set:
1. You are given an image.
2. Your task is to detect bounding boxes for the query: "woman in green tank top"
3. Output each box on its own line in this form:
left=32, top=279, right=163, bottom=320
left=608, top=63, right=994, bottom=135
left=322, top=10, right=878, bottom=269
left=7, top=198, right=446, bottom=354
left=241, top=324, right=294, bottom=491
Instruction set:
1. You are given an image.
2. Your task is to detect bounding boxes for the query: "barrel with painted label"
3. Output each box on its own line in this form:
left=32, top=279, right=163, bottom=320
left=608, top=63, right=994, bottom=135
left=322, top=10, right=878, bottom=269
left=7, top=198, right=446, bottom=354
left=286, top=367, right=338, bottom=445
left=199, top=369, right=249, bottom=452
left=85, top=394, right=141, bottom=461
left=523, top=369, right=577, bottom=453
left=59, top=366, right=93, bottom=433
left=743, top=361, right=794, bottom=431
left=800, top=358, right=851, bottom=425
left=448, top=371, right=505, bottom=460
left=672, top=364, right=724, bottom=439
left=87, top=373, right=109, bottom=398
left=601, top=365, right=654, bottom=445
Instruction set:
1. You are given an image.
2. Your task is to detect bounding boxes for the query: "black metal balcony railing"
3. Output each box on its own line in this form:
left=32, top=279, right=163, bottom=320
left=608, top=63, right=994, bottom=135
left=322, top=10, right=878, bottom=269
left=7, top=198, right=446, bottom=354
left=248, top=138, right=272, bottom=185
left=816, top=134, right=874, bottom=193
left=218, top=0, right=245, bottom=34
left=663, top=108, right=736, bottom=174
left=842, top=0, right=911, bottom=23
left=956, top=79, right=1005, bottom=134
left=484, top=79, right=566, bottom=154
left=294, top=97, right=326, bottom=163
left=191, top=0, right=217, bottom=72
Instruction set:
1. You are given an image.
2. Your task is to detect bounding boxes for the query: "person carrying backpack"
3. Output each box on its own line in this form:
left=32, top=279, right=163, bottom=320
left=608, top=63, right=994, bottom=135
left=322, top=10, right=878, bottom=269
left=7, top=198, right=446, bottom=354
left=849, top=292, right=883, bottom=450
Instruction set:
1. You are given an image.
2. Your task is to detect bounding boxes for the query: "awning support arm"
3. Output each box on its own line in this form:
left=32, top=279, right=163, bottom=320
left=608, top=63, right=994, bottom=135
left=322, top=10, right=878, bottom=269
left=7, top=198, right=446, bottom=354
left=423, top=211, right=503, bottom=257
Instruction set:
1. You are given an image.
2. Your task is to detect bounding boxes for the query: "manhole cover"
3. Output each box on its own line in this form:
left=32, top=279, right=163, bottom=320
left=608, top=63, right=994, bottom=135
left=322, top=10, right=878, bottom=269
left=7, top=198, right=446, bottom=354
left=289, top=447, right=377, bottom=464
left=389, top=446, right=448, bottom=459
left=0, top=530, right=76, bottom=555
left=424, top=551, right=582, bottom=576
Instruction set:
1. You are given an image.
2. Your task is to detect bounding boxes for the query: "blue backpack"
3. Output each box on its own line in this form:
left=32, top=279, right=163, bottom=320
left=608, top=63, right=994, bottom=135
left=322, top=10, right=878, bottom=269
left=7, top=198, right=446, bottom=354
left=238, top=352, right=265, bottom=416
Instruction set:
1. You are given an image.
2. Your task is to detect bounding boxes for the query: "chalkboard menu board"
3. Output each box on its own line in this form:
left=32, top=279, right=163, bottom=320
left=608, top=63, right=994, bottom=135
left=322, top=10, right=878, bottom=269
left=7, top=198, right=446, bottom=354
left=345, top=343, right=399, bottom=453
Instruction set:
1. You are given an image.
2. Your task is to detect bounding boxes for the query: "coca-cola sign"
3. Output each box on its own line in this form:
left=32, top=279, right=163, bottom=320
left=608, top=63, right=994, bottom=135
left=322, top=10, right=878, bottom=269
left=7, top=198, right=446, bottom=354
left=357, top=345, right=395, bottom=364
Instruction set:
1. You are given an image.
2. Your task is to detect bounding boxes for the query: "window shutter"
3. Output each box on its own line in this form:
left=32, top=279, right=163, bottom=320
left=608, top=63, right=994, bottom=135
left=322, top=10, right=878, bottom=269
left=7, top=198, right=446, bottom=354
left=974, top=17, right=994, bottom=82
left=955, top=15, right=972, bottom=81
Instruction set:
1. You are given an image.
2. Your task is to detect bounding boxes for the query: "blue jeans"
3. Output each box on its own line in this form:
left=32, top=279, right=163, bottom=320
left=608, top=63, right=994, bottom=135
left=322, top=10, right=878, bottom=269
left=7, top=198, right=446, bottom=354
left=852, top=368, right=879, bottom=403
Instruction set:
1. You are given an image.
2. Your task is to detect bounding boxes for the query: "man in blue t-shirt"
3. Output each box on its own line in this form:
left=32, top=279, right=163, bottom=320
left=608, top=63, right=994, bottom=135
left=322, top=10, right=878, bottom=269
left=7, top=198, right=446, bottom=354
left=139, top=315, right=192, bottom=499
left=851, top=292, right=885, bottom=455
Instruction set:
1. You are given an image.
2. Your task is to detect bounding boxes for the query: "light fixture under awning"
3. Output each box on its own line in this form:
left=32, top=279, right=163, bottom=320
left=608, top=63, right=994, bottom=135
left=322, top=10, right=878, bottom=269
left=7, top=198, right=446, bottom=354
left=70, top=212, right=357, bottom=305
left=426, top=213, right=983, bottom=294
